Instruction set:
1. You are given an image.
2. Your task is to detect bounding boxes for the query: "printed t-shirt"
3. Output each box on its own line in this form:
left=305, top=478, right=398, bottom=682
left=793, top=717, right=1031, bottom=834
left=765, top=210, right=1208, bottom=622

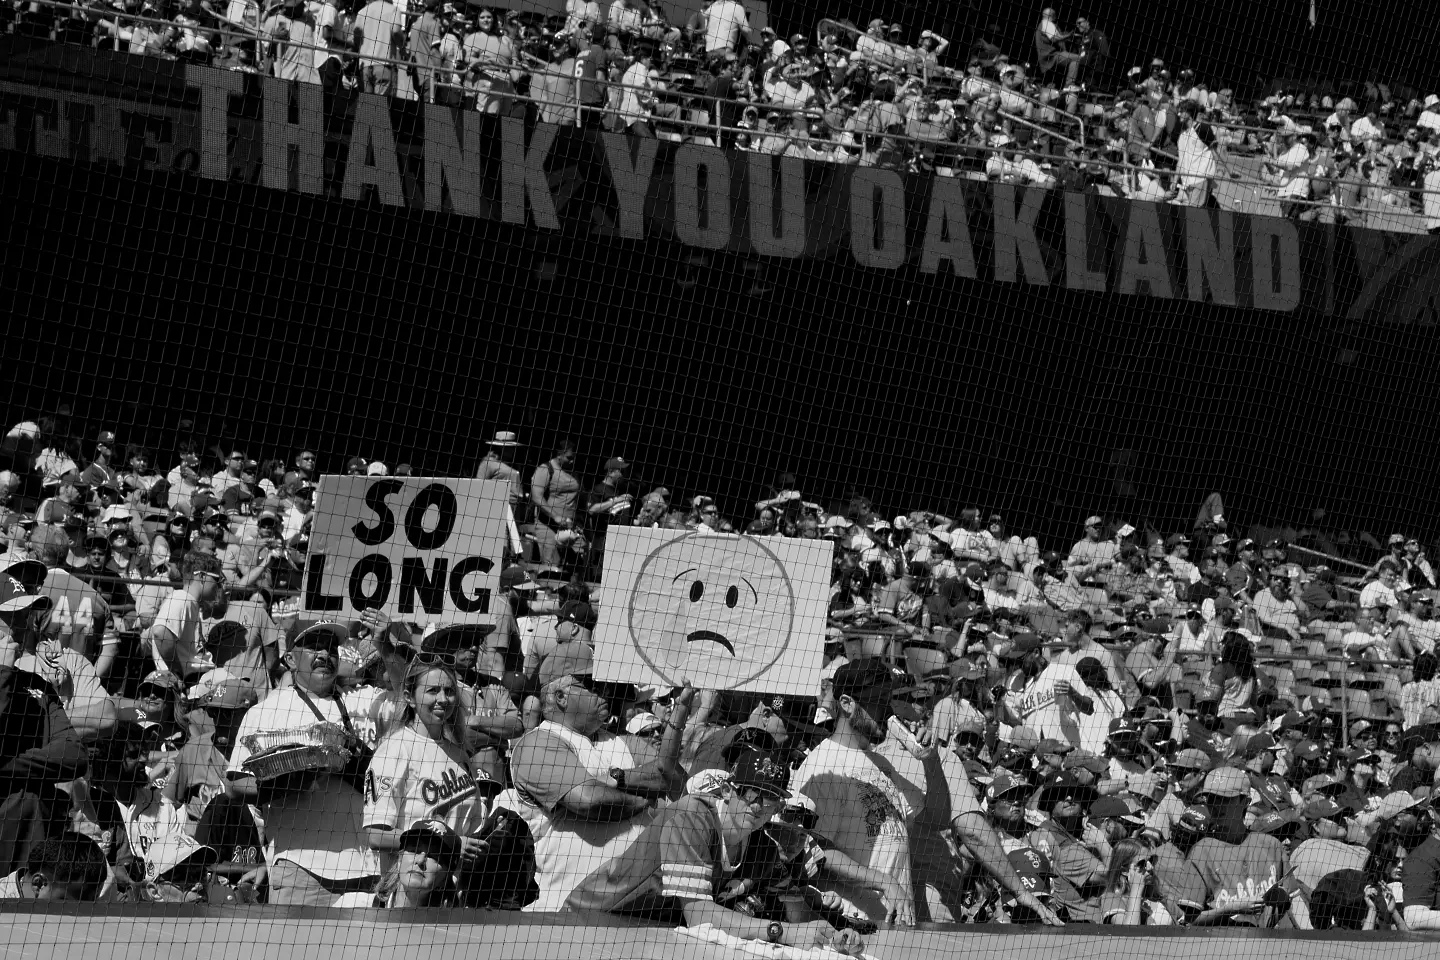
left=790, top=737, right=913, bottom=923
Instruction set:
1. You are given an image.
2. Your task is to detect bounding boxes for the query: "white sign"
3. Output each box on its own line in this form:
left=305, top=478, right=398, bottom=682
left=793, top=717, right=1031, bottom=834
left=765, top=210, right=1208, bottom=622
left=302, top=476, right=509, bottom=626
left=593, top=527, right=831, bottom=695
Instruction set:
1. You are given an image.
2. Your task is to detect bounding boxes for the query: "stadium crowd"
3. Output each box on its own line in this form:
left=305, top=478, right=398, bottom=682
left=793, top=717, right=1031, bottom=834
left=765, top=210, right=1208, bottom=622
left=7, top=0, right=1440, bottom=223
left=4, top=417, right=1440, bottom=941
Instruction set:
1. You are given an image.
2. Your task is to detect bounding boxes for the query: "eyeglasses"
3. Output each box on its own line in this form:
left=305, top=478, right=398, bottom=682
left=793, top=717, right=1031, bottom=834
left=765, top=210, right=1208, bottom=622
left=229, top=455, right=243, bottom=461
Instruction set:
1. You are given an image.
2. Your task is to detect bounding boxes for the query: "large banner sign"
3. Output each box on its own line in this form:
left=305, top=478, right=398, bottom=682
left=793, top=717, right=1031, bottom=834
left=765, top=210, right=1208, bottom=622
left=303, top=476, right=509, bottom=626
left=593, top=527, right=830, bottom=694
left=6, top=41, right=1440, bottom=322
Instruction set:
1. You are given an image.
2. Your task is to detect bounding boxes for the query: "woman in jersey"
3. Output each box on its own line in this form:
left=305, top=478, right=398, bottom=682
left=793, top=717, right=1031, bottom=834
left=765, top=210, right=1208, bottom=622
left=363, top=660, right=498, bottom=879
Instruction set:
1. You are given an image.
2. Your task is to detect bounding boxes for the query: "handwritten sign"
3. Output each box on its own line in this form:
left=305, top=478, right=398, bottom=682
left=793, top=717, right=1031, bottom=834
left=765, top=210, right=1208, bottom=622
left=302, top=476, right=508, bottom=626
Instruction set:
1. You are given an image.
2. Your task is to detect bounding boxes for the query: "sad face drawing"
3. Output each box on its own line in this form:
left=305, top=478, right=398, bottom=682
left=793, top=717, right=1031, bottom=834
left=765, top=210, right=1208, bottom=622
left=627, top=533, right=797, bottom=689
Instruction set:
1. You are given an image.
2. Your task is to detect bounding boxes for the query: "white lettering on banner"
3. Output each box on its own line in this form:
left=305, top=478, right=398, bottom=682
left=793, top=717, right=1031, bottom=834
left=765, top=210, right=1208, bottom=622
left=673, top=142, right=731, bottom=249
left=302, top=477, right=509, bottom=626
left=919, top=176, right=978, bottom=277
left=992, top=182, right=1049, bottom=285
left=424, top=103, right=484, bottom=218
left=500, top=115, right=559, bottom=228
left=1252, top=217, right=1301, bottom=311
left=262, top=75, right=324, bottom=194
left=344, top=92, right=405, bottom=206
left=1065, top=189, right=1106, bottom=291
left=1186, top=206, right=1237, bottom=305
left=747, top=152, right=806, bottom=258
left=192, top=66, right=242, bottom=182
left=1116, top=201, right=1174, bottom=298
left=601, top=131, right=658, bottom=239
left=1, top=76, right=1314, bottom=312
left=849, top=166, right=906, bottom=269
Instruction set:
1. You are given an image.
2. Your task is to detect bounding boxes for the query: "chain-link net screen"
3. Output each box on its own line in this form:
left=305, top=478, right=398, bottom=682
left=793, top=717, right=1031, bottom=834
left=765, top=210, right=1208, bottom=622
left=4, top=0, right=1440, bottom=956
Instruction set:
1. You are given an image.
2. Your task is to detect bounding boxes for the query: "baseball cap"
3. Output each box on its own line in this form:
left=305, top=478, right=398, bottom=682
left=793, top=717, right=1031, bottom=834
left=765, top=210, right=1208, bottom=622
left=1294, top=740, right=1327, bottom=763
left=1, top=557, right=46, bottom=593
left=345, top=457, right=368, bottom=472
left=558, top=599, right=595, bottom=628
left=144, top=833, right=218, bottom=883
left=0, top=570, right=51, bottom=617
left=1303, top=773, right=1346, bottom=796
left=290, top=621, right=348, bottom=652
left=1199, top=767, right=1249, bottom=798
left=1242, top=733, right=1281, bottom=758
left=831, top=659, right=896, bottom=703
left=99, top=503, right=135, bottom=524
left=1389, top=533, right=1407, bottom=546
left=537, top=642, right=594, bottom=689
left=730, top=750, right=791, bottom=799
left=867, top=18, right=885, bottom=30
left=988, top=770, right=1032, bottom=802
left=366, top=461, right=389, bottom=476
left=1164, top=534, right=1190, bottom=550
left=136, top=670, right=186, bottom=697
left=421, top=623, right=493, bottom=656
left=1001, top=633, right=1044, bottom=658
left=1175, top=804, right=1212, bottom=834
left=498, top=565, right=538, bottom=592
left=1090, top=796, right=1145, bottom=826
left=1251, top=809, right=1303, bottom=836
left=1036, top=771, right=1097, bottom=809
left=626, top=712, right=663, bottom=736
left=603, top=457, right=630, bottom=474
left=1037, top=738, right=1073, bottom=757
left=1005, top=726, right=1041, bottom=753
left=1107, top=718, right=1142, bottom=740
left=1004, top=847, right=1053, bottom=900
left=96, top=430, right=117, bottom=446
left=1302, top=798, right=1344, bottom=821
left=1129, top=772, right=1170, bottom=801
left=399, top=819, right=463, bottom=869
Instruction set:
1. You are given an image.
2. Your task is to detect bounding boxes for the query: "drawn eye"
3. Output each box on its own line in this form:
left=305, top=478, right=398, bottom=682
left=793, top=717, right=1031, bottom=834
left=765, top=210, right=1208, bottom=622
left=725, top=585, right=739, bottom=608
left=689, top=581, right=704, bottom=603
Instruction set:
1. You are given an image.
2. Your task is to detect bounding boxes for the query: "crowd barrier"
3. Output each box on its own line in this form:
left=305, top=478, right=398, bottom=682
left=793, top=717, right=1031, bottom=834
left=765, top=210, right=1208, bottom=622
left=4, top=904, right=1440, bottom=958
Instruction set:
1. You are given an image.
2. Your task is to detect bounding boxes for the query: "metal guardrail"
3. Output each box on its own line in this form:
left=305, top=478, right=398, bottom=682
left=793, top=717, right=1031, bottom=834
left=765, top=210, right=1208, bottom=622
left=17, top=0, right=1439, bottom=227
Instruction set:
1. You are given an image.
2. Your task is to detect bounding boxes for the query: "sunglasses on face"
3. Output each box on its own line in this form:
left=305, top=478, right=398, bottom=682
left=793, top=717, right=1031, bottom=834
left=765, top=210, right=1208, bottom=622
left=735, top=787, right=782, bottom=809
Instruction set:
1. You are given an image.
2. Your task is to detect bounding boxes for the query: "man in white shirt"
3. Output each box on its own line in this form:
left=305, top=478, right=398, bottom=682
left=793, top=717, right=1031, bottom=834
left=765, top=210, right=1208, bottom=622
left=147, top=552, right=225, bottom=678
left=1164, top=534, right=1202, bottom=586
left=209, top=449, right=248, bottom=500
left=226, top=618, right=401, bottom=905
left=356, top=0, right=404, bottom=95
left=701, top=0, right=749, bottom=62
left=1252, top=578, right=1305, bottom=640
left=1174, top=101, right=1220, bottom=206
left=262, top=0, right=320, bottom=84
left=1359, top=563, right=1402, bottom=614
left=1067, top=515, right=1119, bottom=571
left=791, top=659, right=915, bottom=926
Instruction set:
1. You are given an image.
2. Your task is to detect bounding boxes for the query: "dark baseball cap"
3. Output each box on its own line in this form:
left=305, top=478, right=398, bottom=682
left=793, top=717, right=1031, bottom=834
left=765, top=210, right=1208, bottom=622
left=399, top=819, right=463, bottom=868
left=730, top=750, right=791, bottom=799
left=831, top=658, right=897, bottom=703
